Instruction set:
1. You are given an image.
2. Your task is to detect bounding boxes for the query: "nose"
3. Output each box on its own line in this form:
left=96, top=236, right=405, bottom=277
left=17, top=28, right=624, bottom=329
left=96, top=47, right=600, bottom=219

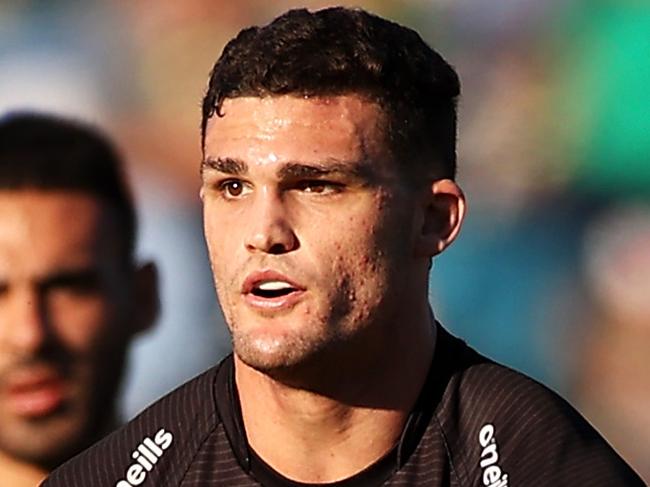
left=244, top=190, right=298, bottom=255
left=0, top=286, right=48, bottom=355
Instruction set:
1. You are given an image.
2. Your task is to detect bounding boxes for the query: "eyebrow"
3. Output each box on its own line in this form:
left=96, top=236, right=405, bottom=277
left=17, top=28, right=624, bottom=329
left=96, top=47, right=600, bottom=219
left=0, top=267, right=103, bottom=294
left=202, top=156, right=375, bottom=181
left=201, top=157, right=248, bottom=175
left=39, top=268, right=102, bottom=292
left=278, top=160, right=372, bottom=180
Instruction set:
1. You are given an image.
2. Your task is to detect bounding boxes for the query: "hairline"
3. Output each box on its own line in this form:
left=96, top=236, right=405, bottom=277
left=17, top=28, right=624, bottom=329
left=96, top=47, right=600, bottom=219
left=0, top=185, right=136, bottom=267
left=202, top=92, right=444, bottom=186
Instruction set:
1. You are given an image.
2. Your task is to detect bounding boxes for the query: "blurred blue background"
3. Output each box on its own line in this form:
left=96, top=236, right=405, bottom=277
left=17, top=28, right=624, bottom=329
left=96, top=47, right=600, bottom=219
left=1, top=0, right=648, bottom=480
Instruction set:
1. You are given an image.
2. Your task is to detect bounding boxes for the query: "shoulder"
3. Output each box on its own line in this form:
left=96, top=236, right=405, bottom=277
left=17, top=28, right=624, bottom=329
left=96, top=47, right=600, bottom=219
left=43, top=360, right=228, bottom=487
left=434, top=329, right=644, bottom=485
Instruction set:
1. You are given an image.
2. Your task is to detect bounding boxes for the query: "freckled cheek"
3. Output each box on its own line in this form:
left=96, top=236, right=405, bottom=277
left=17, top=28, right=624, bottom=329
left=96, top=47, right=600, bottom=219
left=341, top=221, right=398, bottom=294
left=326, top=232, right=388, bottom=287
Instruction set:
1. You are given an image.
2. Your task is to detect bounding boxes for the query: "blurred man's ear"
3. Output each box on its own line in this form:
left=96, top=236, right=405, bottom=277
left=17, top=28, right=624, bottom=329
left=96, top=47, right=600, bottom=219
left=131, top=261, right=159, bottom=334
left=414, top=179, right=466, bottom=258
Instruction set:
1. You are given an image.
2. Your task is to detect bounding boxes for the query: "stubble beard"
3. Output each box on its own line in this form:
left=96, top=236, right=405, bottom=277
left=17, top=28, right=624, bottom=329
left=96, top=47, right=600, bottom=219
left=216, top=240, right=407, bottom=386
left=228, top=306, right=349, bottom=378
left=225, top=279, right=359, bottom=381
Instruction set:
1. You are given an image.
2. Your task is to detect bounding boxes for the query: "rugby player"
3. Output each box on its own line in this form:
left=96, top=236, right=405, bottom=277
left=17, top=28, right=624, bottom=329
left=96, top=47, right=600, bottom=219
left=0, top=113, right=157, bottom=486
left=44, top=7, right=643, bottom=486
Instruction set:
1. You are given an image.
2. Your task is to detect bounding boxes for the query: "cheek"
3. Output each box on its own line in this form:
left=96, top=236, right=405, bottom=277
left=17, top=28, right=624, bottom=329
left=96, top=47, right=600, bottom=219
left=204, top=205, right=239, bottom=267
left=321, top=217, right=389, bottom=289
left=329, top=204, right=411, bottom=288
left=331, top=206, right=391, bottom=258
left=49, top=294, right=116, bottom=353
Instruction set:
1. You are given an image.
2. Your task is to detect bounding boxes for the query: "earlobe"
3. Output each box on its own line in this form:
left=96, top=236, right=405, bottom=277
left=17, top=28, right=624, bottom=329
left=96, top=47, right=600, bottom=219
left=415, top=179, right=466, bottom=257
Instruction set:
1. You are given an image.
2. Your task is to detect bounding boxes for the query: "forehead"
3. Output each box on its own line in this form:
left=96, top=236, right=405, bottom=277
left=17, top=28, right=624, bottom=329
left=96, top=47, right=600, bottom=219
left=0, top=190, right=108, bottom=277
left=203, top=95, right=388, bottom=165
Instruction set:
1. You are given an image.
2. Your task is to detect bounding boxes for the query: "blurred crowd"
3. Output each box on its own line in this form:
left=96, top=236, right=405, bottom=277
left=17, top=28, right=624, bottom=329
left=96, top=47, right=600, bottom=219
left=1, top=0, right=648, bottom=481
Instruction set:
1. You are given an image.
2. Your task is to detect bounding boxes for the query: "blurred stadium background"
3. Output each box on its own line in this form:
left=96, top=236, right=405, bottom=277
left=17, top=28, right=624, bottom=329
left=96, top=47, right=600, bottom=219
left=1, top=0, right=648, bottom=480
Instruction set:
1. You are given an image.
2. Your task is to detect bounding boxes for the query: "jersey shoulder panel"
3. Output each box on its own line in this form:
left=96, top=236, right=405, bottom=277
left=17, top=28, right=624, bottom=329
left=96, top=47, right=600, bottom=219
left=436, top=334, right=644, bottom=486
left=42, top=363, right=224, bottom=487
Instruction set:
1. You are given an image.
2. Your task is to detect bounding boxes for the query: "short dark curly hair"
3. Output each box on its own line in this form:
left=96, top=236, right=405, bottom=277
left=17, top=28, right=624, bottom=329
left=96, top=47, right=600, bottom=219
left=201, top=7, right=460, bottom=180
left=0, top=112, right=136, bottom=263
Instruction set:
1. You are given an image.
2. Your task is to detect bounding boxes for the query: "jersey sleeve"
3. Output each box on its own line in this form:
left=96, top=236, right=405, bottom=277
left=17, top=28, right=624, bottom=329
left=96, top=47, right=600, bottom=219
left=440, top=361, right=645, bottom=486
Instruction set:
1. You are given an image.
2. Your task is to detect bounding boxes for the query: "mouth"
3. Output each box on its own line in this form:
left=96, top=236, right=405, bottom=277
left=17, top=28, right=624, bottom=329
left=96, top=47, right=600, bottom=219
left=242, top=271, right=306, bottom=310
left=3, top=368, right=67, bottom=418
left=251, top=280, right=298, bottom=298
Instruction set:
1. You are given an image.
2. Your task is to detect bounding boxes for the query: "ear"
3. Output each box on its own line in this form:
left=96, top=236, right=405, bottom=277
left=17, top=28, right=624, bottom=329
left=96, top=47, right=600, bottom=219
left=414, top=179, right=466, bottom=258
left=130, top=261, right=159, bottom=335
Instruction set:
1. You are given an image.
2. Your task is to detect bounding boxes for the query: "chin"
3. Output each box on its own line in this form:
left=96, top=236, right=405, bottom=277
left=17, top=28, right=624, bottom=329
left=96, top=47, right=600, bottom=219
left=232, top=329, right=330, bottom=375
left=235, top=339, right=304, bottom=372
left=0, top=415, right=88, bottom=469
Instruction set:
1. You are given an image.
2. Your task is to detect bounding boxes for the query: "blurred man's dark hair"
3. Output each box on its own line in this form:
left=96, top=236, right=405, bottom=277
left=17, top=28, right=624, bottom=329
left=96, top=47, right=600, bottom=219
left=0, top=113, right=136, bottom=263
left=201, top=7, right=460, bottom=180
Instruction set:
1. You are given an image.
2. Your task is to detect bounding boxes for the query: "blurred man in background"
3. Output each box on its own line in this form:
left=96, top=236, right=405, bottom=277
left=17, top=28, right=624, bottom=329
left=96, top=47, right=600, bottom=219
left=0, top=113, right=157, bottom=486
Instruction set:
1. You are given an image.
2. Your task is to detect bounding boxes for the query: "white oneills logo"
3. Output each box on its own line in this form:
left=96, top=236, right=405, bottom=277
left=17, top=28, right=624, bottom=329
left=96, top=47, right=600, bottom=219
left=115, top=428, right=174, bottom=486
left=478, top=423, right=509, bottom=487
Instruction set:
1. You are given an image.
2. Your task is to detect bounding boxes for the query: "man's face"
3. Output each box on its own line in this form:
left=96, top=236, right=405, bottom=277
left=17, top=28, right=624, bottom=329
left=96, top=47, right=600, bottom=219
left=0, top=190, right=135, bottom=467
left=202, top=95, right=424, bottom=374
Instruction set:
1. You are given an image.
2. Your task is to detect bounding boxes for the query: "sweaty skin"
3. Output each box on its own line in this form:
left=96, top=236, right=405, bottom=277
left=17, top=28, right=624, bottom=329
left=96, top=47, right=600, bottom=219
left=202, top=96, right=425, bottom=381
left=201, top=95, right=465, bottom=482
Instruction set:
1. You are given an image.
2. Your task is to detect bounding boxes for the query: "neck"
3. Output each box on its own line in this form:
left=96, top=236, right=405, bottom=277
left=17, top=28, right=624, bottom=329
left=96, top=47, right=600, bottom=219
left=235, top=308, right=436, bottom=483
left=0, top=451, right=47, bottom=487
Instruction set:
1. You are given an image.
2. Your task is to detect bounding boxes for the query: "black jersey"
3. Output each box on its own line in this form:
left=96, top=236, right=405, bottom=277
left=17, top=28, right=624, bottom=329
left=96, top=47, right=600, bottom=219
left=43, top=325, right=644, bottom=486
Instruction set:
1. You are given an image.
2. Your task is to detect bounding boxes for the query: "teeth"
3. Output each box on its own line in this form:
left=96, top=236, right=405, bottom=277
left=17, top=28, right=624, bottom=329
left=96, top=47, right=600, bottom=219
left=257, top=281, right=293, bottom=291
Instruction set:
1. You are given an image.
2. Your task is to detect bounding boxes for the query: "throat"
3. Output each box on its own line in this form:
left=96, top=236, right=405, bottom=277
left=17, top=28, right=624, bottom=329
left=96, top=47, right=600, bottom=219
left=235, top=357, right=409, bottom=484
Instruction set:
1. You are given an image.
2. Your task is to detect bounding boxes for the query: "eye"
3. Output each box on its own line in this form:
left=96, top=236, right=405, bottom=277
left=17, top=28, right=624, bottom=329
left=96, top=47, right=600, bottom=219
left=42, top=271, right=103, bottom=296
left=296, top=180, right=342, bottom=194
left=218, top=179, right=251, bottom=199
